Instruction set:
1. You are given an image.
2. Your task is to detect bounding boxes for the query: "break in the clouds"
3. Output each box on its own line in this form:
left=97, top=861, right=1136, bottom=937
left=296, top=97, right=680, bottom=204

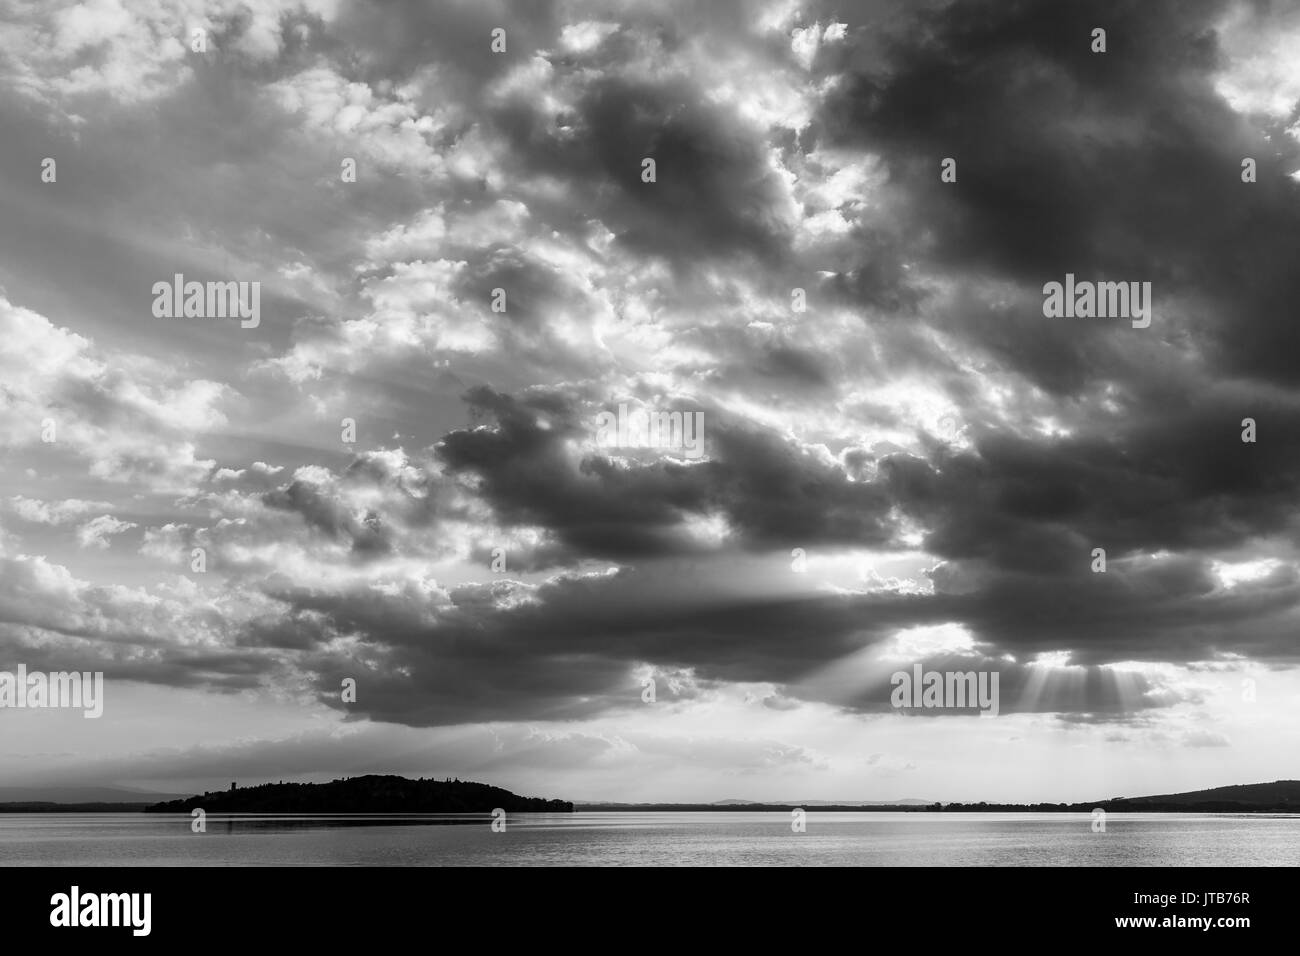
left=1, top=0, right=1299, bottom=802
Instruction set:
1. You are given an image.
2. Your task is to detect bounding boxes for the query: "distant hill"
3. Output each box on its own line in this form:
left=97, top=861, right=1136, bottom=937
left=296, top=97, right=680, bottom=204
left=0, top=802, right=159, bottom=812
left=145, top=775, right=573, bottom=814
left=931, top=780, right=1300, bottom=813
left=1115, top=781, right=1300, bottom=806
left=0, top=786, right=189, bottom=804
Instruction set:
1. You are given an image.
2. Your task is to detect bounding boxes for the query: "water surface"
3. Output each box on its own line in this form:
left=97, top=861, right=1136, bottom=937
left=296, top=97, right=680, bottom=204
left=1, top=812, right=1296, bottom=865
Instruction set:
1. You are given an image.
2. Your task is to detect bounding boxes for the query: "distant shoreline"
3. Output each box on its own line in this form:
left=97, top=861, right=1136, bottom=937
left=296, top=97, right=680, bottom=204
left=4, top=778, right=1295, bottom=814
left=0, top=803, right=155, bottom=813
left=575, top=802, right=1300, bottom=813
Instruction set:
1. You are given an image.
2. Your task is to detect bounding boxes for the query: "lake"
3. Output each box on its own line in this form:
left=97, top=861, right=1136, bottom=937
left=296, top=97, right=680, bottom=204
left=1, top=812, right=1297, bottom=865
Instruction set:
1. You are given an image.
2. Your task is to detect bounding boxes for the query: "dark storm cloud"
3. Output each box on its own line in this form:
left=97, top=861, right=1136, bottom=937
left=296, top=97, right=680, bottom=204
left=248, top=449, right=461, bottom=566
left=442, top=374, right=1300, bottom=587
left=491, top=74, right=795, bottom=267
left=436, top=385, right=899, bottom=561
left=255, top=548, right=1269, bottom=726
left=909, top=396, right=1300, bottom=570
left=331, top=0, right=800, bottom=271
left=263, top=544, right=1295, bottom=727
left=694, top=324, right=840, bottom=397
left=250, top=347, right=1300, bottom=726
left=726, top=0, right=1300, bottom=676
left=954, top=557, right=1300, bottom=667
left=334, top=0, right=563, bottom=88
left=815, top=0, right=1300, bottom=386
left=261, top=565, right=944, bottom=725
left=438, top=386, right=723, bottom=560
left=239, top=612, right=333, bottom=651
left=263, top=478, right=393, bottom=555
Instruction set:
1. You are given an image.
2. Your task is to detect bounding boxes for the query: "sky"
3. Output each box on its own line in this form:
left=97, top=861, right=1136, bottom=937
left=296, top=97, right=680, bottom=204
left=1, top=0, right=1300, bottom=804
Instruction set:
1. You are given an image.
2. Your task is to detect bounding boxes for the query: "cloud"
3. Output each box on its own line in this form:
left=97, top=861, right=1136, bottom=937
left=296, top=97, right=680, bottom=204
left=8, top=496, right=115, bottom=524
left=0, top=0, right=340, bottom=112
left=0, top=296, right=227, bottom=493
left=75, top=514, right=137, bottom=550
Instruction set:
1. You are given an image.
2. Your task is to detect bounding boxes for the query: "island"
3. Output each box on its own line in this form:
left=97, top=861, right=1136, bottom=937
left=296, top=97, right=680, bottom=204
left=144, top=774, right=573, bottom=813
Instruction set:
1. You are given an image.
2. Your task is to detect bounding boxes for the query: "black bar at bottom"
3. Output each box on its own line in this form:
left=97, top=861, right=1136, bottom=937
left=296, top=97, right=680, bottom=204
left=0, top=865, right=1281, bottom=944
